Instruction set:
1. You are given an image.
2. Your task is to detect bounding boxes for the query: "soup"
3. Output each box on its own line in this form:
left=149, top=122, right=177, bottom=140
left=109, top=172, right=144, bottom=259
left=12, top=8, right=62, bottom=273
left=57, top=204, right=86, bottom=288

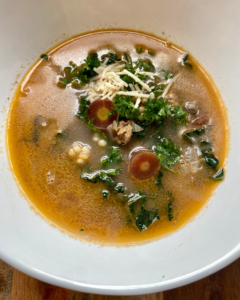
left=7, top=30, right=228, bottom=245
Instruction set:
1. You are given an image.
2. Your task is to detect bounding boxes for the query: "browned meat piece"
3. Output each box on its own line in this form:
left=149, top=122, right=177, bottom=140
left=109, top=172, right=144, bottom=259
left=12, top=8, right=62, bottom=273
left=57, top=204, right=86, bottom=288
left=113, top=121, right=133, bottom=145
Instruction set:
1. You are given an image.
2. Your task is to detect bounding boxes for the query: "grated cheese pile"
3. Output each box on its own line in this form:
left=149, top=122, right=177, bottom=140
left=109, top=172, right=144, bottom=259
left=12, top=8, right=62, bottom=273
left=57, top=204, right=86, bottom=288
left=85, top=56, right=178, bottom=107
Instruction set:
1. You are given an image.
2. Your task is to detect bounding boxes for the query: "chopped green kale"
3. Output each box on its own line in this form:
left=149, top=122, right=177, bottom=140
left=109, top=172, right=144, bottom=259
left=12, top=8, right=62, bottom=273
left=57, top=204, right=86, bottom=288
left=84, top=119, right=107, bottom=141
left=163, top=70, right=173, bottom=80
left=168, top=199, right=174, bottom=221
left=125, top=193, right=159, bottom=231
left=101, top=53, right=121, bottom=65
left=156, top=171, right=163, bottom=187
left=154, top=138, right=181, bottom=173
left=79, top=229, right=84, bottom=231
left=139, top=97, right=186, bottom=125
left=111, top=95, right=140, bottom=122
left=148, top=49, right=155, bottom=56
left=137, top=60, right=154, bottom=72
left=136, top=206, right=159, bottom=232
left=182, top=53, right=193, bottom=68
left=136, top=46, right=143, bottom=54
left=40, top=54, right=48, bottom=60
left=101, top=190, right=110, bottom=200
left=211, top=168, right=224, bottom=180
left=101, top=147, right=122, bottom=166
left=58, top=53, right=100, bottom=87
left=81, top=168, right=124, bottom=192
left=200, top=141, right=219, bottom=169
left=58, top=78, right=71, bottom=86
left=77, top=97, right=90, bottom=122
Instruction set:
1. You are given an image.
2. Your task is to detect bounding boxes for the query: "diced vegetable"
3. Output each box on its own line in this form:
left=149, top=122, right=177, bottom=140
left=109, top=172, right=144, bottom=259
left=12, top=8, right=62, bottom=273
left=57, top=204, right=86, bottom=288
left=87, top=99, right=117, bottom=129
left=129, top=151, right=159, bottom=180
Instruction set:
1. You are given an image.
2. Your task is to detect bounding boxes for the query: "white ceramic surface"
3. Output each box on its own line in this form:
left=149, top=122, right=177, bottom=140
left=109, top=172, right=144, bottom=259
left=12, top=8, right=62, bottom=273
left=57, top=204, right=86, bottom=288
left=0, top=0, right=240, bottom=295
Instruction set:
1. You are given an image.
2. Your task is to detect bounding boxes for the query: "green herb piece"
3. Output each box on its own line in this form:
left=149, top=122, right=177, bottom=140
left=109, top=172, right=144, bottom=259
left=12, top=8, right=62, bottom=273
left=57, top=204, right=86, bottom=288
left=156, top=171, right=163, bottom=187
left=40, top=54, right=48, bottom=60
left=134, top=132, right=146, bottom=139
left=148, top=49, right=155, bottom=56
left=136, top=46, right=143, bottom=54
left=84, top=119, right=107, bottom=141
left=58, top=78, right=71, bottom=86
left=182, top=53, right=193, bottom=68
left=137, top=60, right=153, bottom=72
left=77, top=97, right=91, bottom=122
left=154, top=138, right=181, bottom=173
left=58, top=53, right=100, bottom=88
left=111, top=95, right=140, bottom=121
left=168, top=199, right=174, bottom=221
left=163, top=70, right=173, bottom=80
left=101, top=53, right=121, bottom=65
left=114, top=185, right=124, bottom=193
left=101, top=190, right=110, bottom=200
left=101, top=147, right=122, bottom=166
left=211, top=168, right=224, bottom=180
left=139, top=97, right=186, bottom=126
left=171, top=106, right=187, bottom=125
left=80, top=228, right=84, bottom=231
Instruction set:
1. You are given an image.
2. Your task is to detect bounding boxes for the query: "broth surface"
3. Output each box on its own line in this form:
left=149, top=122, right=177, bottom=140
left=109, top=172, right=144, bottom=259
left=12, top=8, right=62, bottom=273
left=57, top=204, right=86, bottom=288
left=7, top=31, right=228, bottom=245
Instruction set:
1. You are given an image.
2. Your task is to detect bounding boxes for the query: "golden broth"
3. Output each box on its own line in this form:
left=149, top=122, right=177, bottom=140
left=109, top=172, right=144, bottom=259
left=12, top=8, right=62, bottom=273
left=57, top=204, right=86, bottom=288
left=7, top=30, right=229, bottom=245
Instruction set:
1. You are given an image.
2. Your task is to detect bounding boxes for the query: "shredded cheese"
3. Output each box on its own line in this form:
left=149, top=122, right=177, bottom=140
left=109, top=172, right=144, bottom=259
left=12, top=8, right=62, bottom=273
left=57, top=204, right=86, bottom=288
left=162, top=73, right=181, bottom=98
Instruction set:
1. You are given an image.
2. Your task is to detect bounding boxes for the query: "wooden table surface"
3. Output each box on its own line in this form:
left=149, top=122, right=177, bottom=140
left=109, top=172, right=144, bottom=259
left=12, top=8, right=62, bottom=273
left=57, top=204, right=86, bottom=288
left=0, top=258, right=240, bottom=300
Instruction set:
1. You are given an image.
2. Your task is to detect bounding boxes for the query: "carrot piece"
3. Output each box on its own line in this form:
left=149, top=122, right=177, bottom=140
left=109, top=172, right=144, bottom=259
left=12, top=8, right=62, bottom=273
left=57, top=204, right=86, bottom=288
left=129, top=151, right=159, bottom=180
left=87, top=99, right=117, bottom=129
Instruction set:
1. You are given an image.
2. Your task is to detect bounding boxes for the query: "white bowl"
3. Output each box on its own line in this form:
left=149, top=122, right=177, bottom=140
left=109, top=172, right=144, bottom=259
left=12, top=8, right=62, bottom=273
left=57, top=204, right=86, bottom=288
left=0, top=0, right=239, bottom=295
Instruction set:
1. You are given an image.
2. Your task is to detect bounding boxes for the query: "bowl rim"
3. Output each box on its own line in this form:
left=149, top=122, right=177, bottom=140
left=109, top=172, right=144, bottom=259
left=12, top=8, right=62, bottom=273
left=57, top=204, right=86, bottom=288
left=1, top=244, right=239, bottom=295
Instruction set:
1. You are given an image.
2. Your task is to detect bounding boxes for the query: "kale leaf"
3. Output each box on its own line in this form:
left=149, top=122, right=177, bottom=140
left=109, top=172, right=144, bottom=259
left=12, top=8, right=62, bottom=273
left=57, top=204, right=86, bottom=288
left=211, top=168, right=224, bottom=180
left=125, top=192, right=159, bottom=231
left=58, top=53, right=100, bottom=87
left=136, top=206, right=159, bottom=232
left=200, top=140, right=219, bottom=169
left=81, top=168, right=124, bottom=193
